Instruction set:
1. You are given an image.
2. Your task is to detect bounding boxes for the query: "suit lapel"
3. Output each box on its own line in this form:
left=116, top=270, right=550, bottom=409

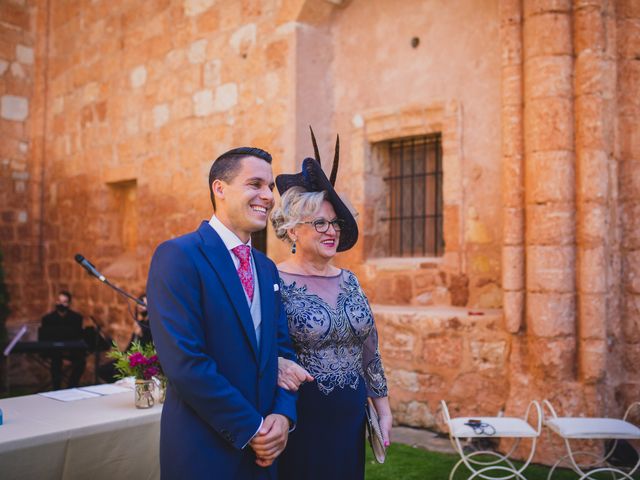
left=196, top=222, right=259, bottom=362
left=254, top=253, right=275, bottom=373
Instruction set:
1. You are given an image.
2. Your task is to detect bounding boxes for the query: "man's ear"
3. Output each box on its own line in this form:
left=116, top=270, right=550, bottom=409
left=212, top=179, right=225, bottom=202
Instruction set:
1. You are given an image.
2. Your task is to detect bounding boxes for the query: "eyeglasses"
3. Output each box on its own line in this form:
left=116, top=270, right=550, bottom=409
left=301, top=218, right=345, bottom=233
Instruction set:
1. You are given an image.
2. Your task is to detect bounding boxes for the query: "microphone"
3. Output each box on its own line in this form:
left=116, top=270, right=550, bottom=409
left=74, top=254, right=106, bottom=282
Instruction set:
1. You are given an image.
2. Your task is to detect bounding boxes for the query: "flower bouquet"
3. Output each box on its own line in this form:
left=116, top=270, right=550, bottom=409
left=107, top=341, right=165, bottom=408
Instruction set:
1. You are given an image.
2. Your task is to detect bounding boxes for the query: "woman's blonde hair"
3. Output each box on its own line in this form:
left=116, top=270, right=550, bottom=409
left=271, top=187, right=326, bottom=243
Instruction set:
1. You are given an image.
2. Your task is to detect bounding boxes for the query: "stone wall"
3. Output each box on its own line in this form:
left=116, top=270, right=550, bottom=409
left=0, top=0, right=47, bottom=326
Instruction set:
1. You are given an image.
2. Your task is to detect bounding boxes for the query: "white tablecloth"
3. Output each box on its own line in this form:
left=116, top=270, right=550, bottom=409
left=0, top=389, right=161, bottom=480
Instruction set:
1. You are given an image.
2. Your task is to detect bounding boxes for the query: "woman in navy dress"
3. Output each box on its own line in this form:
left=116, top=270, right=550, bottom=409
left=271, top=131, right=391, bottom=480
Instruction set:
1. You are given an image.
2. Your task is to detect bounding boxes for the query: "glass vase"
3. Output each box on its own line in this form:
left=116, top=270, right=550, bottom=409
left=134, top=379, right=155, bottom=409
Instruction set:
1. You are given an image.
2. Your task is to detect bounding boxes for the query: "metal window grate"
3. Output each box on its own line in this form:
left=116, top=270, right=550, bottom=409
left=382, top=134, right=444, bottom=257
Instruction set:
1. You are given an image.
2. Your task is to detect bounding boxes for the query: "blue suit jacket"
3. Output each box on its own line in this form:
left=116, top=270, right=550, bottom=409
left=147, top=222, right=297, bottom=479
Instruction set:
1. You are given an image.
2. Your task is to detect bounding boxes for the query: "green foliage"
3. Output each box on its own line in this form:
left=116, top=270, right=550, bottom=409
left=365, top=443, right=577, bottom=480
left=0, top=249, right=10, bottom=345
left=106, top=340, right=163, bottom=380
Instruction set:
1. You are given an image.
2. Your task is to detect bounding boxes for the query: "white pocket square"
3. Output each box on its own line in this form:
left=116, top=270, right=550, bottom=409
left=273, top=284, right=279, bottom=292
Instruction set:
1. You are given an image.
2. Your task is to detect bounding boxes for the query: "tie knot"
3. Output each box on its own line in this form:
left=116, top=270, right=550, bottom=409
left=232, top=245, right=251, bottom=264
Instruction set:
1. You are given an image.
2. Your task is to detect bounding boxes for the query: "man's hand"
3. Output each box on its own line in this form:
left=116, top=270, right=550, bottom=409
left=249, top=414, right=290, bottom=467
left=278, top=357, right=313, bottom=391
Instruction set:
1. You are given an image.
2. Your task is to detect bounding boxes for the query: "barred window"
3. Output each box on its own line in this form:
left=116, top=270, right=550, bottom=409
left=382, top=134, right=444, bottom=257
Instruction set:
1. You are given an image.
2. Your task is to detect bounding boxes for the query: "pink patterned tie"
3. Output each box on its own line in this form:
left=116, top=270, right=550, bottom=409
left=231, top=245, right=254, bottom=303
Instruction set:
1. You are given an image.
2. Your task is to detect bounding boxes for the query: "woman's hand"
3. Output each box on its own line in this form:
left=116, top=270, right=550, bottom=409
left=371, top=396, right=393, bottom=448
left=277, top=357, right=314, bottom=391
left=378, top=413, right=393, bottom=448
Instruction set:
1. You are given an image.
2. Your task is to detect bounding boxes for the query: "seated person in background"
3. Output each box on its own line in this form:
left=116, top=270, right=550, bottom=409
left=39, top=290, right=86, bottom=390
left=98, top=294, right=152, bottom=383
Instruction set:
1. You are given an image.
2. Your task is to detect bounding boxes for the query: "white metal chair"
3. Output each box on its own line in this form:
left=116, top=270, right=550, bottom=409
left=441, top=400, right=542, bottom=480
left=543, top=400, right=640, bottom=480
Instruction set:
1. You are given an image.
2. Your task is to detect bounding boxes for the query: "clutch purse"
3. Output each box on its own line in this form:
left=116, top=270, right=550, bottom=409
left=365, top=398, right=386, bottom=463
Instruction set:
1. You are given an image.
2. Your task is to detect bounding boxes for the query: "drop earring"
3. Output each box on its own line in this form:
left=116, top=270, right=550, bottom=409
left=291, top=241, right=297, bottom=254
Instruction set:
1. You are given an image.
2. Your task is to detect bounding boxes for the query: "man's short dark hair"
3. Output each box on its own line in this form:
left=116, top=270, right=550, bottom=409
left=59, top=290, right=72, bottom=303
left=208, top=147, right=272, bottom=210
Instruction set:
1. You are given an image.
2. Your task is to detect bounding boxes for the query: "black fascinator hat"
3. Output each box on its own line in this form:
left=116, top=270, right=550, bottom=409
left=275, top=127, right=358, bottom=252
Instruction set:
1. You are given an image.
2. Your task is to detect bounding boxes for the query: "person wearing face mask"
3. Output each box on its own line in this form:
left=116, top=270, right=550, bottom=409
left=40, top=290, right=86, bottom=389
left=271, top=130, right=391, bottom=480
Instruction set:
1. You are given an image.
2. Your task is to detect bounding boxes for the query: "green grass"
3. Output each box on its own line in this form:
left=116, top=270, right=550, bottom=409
left=365, top=443, right=580, bottom=480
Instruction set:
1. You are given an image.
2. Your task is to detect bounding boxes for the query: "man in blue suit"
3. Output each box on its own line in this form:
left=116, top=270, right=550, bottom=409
left=147, top=147, right=297, bottom=479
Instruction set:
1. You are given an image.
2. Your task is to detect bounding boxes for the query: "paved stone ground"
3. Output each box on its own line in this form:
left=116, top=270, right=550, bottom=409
left=391, top=426, right=456, bottom=454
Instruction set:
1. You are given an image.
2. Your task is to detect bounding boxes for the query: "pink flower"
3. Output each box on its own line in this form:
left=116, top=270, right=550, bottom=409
left=143, top=366, right=159, bottom=380
left=129, top=352, right=146, bottom=367
left=147, top=355, right=158, bottom=365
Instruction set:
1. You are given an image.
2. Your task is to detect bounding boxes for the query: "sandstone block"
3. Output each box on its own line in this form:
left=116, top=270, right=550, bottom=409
left=394, top=400, right=436, bottom=428
left=617, top=18, right=640, bottom=59
left=470, top=339, right=507, bottom=370
left=0, top=59, right=8, bottom=75
left=153, top=103, right=169, bottom=128
left=193, top=89, right=213, bottom=116
left=502, top=246, right=524, bottom=290
left=502, top=104, right=524, bottom=157
left=577, top=149, right=609, bottom=202
left=503, top=206, right=524, bottom=244
left=526, top=245, right=575, bottom=292
left=578, top=293, right=606, bottom=340
left=213, top=83, right=237, bottom=112
left=184, top=0, right=214, bottom=17
left=623, top=251, right=640, bottom=294
left=618, top=116, right=640, bottom=161
left=15, top=44, right=33, bottom=64
left=503, top=291, right=524, bottom=333
left=387, top=369, right=419, bottom=393
left=578, top=247, right=607, bottom=294
left=130, top=65, right=147, bottom=88
left=1, top=95, right=28, bottom=121
left=203, top=59, right=221, bottom=87
left=579, top=338, right=606, bottom=383
left=575, top=53, right=615, bottom=98
left=501, top=23, right=523, bottom=66
left=573, top=4, right=606, bottom=54
left=265, top=39, right=288, bottom=69
left=527, top=292, right=575, bottom=336
left=523, top=0, right=571, bottom=17
left=620, top=160, right=640, bottom=200
left=229, top=23, right=256, bottom=58
left=621, top=203, right=640, bottom=249
left=578, top=202, right=607, bottom=245
left=524, top=97, right=574, bottom=152
left=575, top=95, right=611, bottom=151
left=187, top=38, right=207, bottom=63
left=524, top=55, right=572, bottom=99
left=526, top=203, right=575, bottom=245
left=529, top=336, right=576, bottom=380
left=525, top=150, right=575, bottom=202
left=422, top=336, right=463, bottom=369
left=523, top=12, right=572, bottom=57
left=621, top=294, right=640, bottom=342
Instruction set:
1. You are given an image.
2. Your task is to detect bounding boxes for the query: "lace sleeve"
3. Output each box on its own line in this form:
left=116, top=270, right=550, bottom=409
left=362, top=323, right=388, bottom=397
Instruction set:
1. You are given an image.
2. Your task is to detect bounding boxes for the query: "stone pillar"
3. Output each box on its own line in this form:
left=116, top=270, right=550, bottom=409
left=617, top=0, right=640, bottom=407
left=523, top=0, right=576, bottom=380
left=573, top=0, right=616, bottom=386
left=501, top=0, right=525, bottom=334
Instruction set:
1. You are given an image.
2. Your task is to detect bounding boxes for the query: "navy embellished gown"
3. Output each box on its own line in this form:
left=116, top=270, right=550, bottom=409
left=277, top=270, right=388, bottom=480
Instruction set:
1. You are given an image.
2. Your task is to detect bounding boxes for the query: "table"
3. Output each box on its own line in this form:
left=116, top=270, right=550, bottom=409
left=0, top=389, right=161, bottom=480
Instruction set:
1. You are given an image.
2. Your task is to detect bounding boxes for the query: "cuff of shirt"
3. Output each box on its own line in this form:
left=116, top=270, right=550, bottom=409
left=242, top=417, right=264, bottom=449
